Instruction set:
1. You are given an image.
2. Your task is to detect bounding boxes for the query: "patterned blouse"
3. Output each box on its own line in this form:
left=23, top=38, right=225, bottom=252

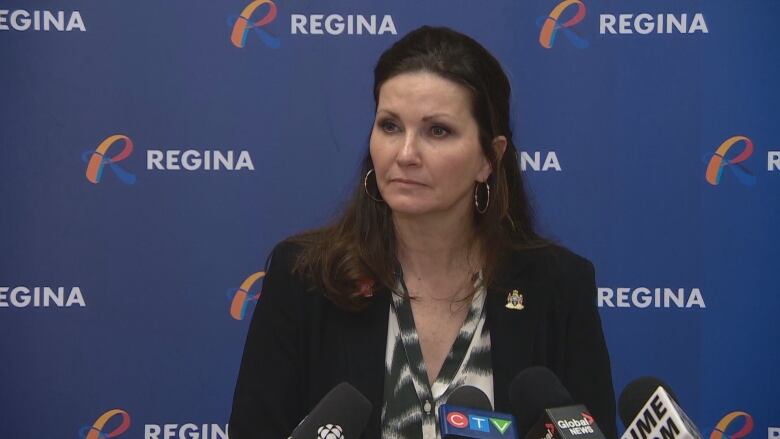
left=380, top=273, right=493, bottom=439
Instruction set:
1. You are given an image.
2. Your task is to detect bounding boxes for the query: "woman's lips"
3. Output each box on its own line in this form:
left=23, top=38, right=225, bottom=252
left=390, top=178, right=426, bottom=186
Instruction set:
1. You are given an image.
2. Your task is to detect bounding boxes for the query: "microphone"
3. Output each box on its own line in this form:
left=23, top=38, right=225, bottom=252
left=438, top=385, right=519, bottom=438
left=288, top=382, right=372, bottom=439
left=509, top=366, right=606, bottom=439
left=447, top=385, right=494, bottom=410
left=618, top=377, right=702, bottom=439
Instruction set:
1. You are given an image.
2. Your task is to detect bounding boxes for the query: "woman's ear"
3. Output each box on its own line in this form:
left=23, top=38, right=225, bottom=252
left=492, top=135, right=508, bottom=162
left=477, top=135, right=508, bottom=182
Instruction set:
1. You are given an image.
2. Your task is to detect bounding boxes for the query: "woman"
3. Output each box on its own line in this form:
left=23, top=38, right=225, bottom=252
left=229, top=26, right=616, bottom=439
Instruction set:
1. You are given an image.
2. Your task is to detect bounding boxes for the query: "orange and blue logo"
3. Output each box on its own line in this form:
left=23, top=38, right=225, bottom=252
left=79, top=409, right=131, bottom=439
left=710, top=411, right=753, bottom=439
left=228, top=0, right=280, bottom=49
left=705, top=135, right=756, bottom=186
left=227, top=271, right=266, bottom=320
left=538, top=0, right=588, bottom=49
left=82, top=135, right=136, bottom=185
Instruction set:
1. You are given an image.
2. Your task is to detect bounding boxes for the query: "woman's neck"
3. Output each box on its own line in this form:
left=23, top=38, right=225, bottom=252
left=393, top=211, right=482, bottom=294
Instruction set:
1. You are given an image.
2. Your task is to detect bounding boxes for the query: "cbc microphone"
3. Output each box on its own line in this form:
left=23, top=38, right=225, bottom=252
left=509, top=366, right=606, bottom=439
left=439, top=385, right=519, bottom=438
left=618, top=377, right=702, bottom=439
left=288, top=382, right=372, bottom=439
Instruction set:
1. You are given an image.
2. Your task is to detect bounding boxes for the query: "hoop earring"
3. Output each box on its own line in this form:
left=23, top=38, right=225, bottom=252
left=474, top=181, right=490, bottom=214
left=364, top=169, right=383, bottom=202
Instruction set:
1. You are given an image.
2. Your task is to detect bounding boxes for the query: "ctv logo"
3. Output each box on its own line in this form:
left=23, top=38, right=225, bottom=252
left=710, top=411, right=753, bottom=439
left=227, top=0, right=397, bottom=49
left=538, top=0, right=588, bottom=49
left=446, top=411, right=513, bottom=435
left=227, top=271, right=265, bottom=320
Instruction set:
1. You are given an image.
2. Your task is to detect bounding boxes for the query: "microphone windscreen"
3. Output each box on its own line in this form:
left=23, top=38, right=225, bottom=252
left=446, top=385, right=493, bottom=411
left=291, top=382, right=372, bottom=438
left=509, top=366, right=574, bottom=435
left=618, top=377, right=678, bottom=428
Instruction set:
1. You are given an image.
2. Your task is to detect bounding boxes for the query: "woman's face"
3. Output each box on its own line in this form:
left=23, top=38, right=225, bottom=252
left=370, top=71, right=493, bottom=219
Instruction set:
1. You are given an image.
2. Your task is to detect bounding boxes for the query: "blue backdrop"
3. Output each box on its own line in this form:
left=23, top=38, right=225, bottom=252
left=1, top=0, right=778, bottom=437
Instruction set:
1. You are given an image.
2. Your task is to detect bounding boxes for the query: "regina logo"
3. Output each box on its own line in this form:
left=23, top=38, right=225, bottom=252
left=82, top=135, right=137, bottom=185
left=706, top=136, right=756, bottom=186
left=81, top=134, right=255, bottom=183
left=227, top=271, right=265, bottom=320
left=228, top=0, right=280, bottom=49
left=228, top=1, right=397, bottom=50
left=710, top=412, right=753, bottom=439
left=79, top=409, right=130, bottom=439
left=538, top=0, right=588, bottom=49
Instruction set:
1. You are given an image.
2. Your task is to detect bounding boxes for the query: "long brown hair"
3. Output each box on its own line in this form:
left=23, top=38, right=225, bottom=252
left=291, top=26, right=547, bottom=310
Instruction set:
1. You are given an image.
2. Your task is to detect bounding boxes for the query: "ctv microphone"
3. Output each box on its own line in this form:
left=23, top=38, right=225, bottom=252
left=447, top=385, right=494, bottom=411
left=439, top=386, right=519, bottom=438
left=618, top=377, right=702, bottom=439
left=288, top=382, right=372, bottom=439
left=509, top=366, right=606, bottom=439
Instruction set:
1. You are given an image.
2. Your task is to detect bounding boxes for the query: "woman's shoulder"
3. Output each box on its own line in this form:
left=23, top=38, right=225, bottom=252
left=502, top=243, right=597, bottom=305
left=508, top=243, right=594, bottom=278
left=265, top=238, right=305, bottom=270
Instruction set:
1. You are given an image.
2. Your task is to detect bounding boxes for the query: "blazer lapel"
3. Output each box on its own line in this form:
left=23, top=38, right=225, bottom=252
left=488, top=250, right=542, bottom=413
left=341, top=289, right=390, bottom=438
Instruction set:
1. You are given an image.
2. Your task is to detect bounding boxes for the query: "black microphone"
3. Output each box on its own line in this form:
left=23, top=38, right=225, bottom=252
left=618, top=377, right=701, bottom=439
left=439, top=385, right=519, bottom=438
left=446, top=385, right=493, bottom=411
left=288, top=382, right=372, bottom=439
left=509, top=366, right=606, bottom=439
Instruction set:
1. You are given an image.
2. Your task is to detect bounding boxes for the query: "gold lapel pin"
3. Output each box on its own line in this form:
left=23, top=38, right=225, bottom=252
left=505, top=289, right=525, bottom=310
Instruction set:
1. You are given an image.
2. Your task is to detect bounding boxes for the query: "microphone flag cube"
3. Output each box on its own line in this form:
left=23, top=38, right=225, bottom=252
left=526, top=405, right=605, bottom=439
left=620, top=387, right=702, bottom=439
left=439, top=404, right=519, bottom=438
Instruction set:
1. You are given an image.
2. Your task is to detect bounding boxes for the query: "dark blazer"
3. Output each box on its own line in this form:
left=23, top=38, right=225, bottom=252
left=229, top=241, right=617, bottom=439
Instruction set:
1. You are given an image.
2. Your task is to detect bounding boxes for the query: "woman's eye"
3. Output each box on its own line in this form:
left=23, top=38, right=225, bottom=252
left=379, top=121, right=399, bottom=133
left=431, top=126, right=450, bottom=137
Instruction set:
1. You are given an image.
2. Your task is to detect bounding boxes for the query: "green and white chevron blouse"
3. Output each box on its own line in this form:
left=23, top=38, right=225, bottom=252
left=380, top=274, right=493, bottom=439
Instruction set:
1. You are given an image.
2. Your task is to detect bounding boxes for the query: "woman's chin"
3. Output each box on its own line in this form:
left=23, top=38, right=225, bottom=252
left=384, top=199, right=435, bottom=217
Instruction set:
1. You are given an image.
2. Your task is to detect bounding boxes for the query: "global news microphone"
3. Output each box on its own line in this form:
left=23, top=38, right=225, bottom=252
left=229, top=25, right=617, bottom=439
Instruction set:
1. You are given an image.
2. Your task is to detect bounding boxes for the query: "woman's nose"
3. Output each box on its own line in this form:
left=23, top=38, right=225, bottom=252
left=396, top=131, right=422, bottom=166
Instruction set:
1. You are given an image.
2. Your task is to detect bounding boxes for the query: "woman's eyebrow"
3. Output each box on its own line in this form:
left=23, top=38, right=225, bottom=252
left=376, top=109, right=455, bottom=121
left=421, top=113, right=455, bottom=121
